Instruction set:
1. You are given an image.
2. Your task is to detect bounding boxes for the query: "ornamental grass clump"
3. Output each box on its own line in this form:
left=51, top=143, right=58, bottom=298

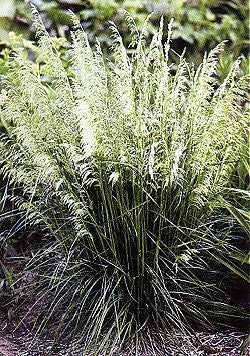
left=0, top=9, right=248, bottom=352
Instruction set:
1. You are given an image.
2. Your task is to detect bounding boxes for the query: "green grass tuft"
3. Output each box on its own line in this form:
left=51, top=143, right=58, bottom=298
left=0, top=9, right=249, bottom=352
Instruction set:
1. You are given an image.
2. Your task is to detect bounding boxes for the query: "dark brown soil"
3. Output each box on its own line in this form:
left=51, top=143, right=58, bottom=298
left=0, top=307, right=249, bottom=356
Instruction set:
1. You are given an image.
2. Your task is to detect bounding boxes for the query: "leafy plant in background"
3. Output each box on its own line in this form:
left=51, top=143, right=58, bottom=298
left=0, top=1, right=249, bottom=68
left=0, top=31, right=71, bottom=79
left=0, top=0, right=16, bottom=41
left=0, top=9, right=249, bottom=352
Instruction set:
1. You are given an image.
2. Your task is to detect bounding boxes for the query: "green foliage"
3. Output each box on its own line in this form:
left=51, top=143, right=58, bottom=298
left=1, top=1, right=249, bottom=65
left=0, top=11, right=249, bottom=351
left=0, top=0, right=16, bottom=40
left=0, top=31, right=71, bottom=81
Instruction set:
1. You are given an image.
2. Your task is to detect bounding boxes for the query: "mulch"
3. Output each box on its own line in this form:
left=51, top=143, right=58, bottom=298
left=0, top=315, right=249, bottom=356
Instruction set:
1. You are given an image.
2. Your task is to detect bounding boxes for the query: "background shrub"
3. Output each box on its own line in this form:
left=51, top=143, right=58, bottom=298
left=0, top=1, right=249, bottom=74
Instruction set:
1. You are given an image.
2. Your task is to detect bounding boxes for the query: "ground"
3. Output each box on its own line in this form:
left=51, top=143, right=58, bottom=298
left=0, top=310, right=249, bottom=356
